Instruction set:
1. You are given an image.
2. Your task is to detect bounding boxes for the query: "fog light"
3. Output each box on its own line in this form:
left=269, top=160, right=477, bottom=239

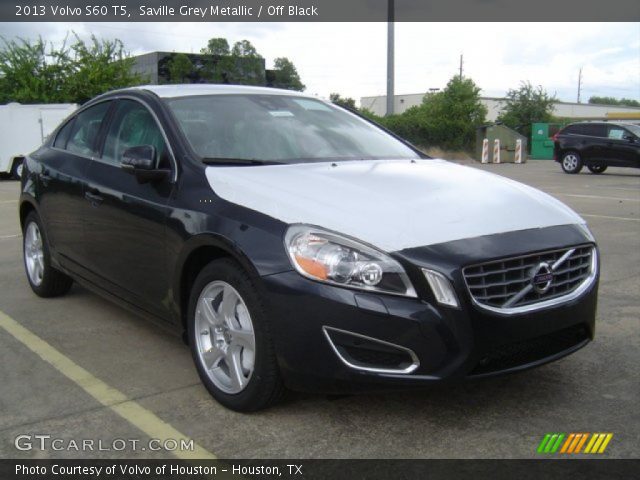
left=422, top=268, right=459, bottom=308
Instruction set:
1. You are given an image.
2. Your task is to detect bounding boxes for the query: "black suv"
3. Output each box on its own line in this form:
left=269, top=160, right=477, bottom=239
left=19, top=85, right=599, bottom=411
left=554, top=121, right=640, bottom=174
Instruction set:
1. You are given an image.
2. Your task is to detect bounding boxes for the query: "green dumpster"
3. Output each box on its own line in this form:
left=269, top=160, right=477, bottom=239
left=530, top=123, right=565, bottom=160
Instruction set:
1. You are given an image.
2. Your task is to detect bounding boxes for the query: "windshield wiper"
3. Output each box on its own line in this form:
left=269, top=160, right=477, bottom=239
left=201, top=157, right=282, bottom=166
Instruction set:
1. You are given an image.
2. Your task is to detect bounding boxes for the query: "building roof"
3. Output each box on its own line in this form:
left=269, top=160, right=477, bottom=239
left=361, top=92, right=640, bottom=110
left=129, top=84, right=312, bottom=99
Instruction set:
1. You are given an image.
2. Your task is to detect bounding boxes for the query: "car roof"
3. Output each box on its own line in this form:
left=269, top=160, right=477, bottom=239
left=114, top=84, right=315, bottom=99
left=567, top=121, right=628, bottom=127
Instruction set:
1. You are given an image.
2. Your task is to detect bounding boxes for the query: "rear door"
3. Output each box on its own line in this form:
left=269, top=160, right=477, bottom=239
left=577, top=123, right=608, bottom=161
left=37, top=101, right=113, bottom=271
left=82, top=98, right=175, bottom=319
left=40, top=107, right=77, bottom=143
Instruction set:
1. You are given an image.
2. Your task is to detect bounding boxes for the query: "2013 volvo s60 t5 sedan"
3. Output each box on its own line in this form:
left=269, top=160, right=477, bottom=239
left=19, top=85, right=599, bottom=411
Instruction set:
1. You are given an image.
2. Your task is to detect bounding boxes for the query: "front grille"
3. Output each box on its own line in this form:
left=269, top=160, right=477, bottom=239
left=470, top=324, right=590, bottom=376
left=463, top=245, right=595, bottom=311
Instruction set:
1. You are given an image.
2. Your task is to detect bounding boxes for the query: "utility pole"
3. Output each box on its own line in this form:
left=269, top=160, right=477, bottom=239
left=577, top=67, right=583, bottom=103
left=386, top=0, right=394, bottom=116
left=459, top=54, right=463, bottom=79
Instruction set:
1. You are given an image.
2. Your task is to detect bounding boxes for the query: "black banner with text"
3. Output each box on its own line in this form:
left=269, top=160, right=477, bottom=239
left=3, top=0, right=640, bottom=22
left=2, top=459, right=639, bottom=480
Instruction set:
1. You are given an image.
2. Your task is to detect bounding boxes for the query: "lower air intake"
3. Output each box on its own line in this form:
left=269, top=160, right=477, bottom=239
left=323, top=326, right=419, bottom=374
left=470, top=324, right=590, bottom=376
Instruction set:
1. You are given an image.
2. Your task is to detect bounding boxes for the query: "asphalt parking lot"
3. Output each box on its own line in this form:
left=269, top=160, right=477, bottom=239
left=0, top=160, right=638, bottom=459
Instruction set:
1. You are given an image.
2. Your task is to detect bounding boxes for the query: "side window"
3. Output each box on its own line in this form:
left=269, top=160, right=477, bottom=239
left=67, top=102, right=111, bottom=156
left=607, top=126, right=626, bottom=140
left=582, top=124, right=607, bottom=137
left=564, top=125, right=582, bottom=135
left=53, top=118, right=75, bottom=149
left=102, top=100, right=168, bottom=167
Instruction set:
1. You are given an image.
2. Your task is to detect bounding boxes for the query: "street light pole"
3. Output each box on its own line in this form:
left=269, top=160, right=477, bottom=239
left=577, top=67, right=583, bottom=103
left=386, top=0, right=394, bottom=116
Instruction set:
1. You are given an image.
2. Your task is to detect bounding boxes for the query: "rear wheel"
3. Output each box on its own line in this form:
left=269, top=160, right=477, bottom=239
left=23, top=212, right=73, bottom=297
left=561, top=151, right=583, bottom=174
left=588, top=164, right=608, bottom=174
left=187, top=258, right=284, bottom=411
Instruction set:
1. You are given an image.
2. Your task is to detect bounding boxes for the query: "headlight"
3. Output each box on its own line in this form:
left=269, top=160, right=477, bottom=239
left=284, top=225, right=417, bottom=297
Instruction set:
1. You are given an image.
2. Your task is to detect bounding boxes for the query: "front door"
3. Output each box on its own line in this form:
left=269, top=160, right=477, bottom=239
left=83, top=98, right=175, bottom=319
left=603, top=125, right=639, bottom=168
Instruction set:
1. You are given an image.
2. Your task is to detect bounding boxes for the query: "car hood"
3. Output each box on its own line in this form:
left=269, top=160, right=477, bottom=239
left=205, top=159, right=585, bottom=252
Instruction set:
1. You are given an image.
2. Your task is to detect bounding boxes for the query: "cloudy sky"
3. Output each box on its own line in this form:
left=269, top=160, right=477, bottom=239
left=1, top=22, right=638, bottom=104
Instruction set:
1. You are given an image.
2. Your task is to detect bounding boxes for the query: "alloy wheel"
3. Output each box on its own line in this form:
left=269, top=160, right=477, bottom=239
left=24, top=222, right=44, bottom=286
left=194, top=281, right=256, bottom=394
left=562, top=154, right=579, bottom=172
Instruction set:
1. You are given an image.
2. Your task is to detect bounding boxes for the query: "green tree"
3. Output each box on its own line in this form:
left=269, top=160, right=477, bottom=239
left=201, top=37, right=230, bottom=56
left=199, top=37, right=232, bottom=83
left=358, top=107, right=382, bottom=121
left=167, top=53, right=193, bottom=83
left=329, top=93, right=356, bottom=110
left=0, top=33, right=145, bottom=104
left=229, top=40, right=264, bottom=85
left=201, top=39, right=264, bottom=85
left=588, top=96, right=640, bottom=107
left=0, top=36, right=70, bottom=103
left=271, top=57, right=305, bottom=91
left=231, top=40, right=260, bottom=58
left=65, top=34, right=146, bottom=103
left=497, top=81, right=556, bottom=140
left=383, top=76, right=487, bottom=151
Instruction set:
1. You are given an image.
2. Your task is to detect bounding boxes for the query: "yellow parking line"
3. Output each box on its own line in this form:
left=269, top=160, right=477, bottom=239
left=0, top=310, right=216, bottom=460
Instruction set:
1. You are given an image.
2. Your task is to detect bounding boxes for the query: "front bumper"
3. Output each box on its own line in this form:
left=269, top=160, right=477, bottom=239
left=261, top=225, right=599, bottom=394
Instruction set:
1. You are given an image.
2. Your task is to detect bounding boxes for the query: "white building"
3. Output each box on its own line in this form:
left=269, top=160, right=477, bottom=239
left=360, top=93, right=640, bottom=121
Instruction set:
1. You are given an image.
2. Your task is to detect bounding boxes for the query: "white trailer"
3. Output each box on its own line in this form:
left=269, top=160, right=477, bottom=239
left=0, top=103, right=78, bottom=179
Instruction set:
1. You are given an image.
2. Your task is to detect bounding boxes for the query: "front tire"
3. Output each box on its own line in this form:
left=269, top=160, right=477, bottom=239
left=187, top=258, right=284, bottom=412
left=561, top=151, right=583, bottom=174
left=23, top=212, right=73, bottom=297
left=588, top=164, right=608, bottom=174
left=11, top=158, right=24, bottom=180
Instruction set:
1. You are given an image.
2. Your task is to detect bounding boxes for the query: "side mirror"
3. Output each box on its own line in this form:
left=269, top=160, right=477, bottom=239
left=121, top=145, right=169, bottom=183
left=623, top=134, right=636, bottom=143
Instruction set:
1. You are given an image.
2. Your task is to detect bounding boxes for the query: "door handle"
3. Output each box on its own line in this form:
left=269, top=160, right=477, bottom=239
left=40, top=172, right=52, bottom=186
left=85, top=190, right=104, bottom=206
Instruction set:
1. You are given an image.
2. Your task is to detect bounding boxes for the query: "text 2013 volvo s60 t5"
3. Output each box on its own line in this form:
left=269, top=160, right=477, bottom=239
left=19, top=85, right=599, bottom=411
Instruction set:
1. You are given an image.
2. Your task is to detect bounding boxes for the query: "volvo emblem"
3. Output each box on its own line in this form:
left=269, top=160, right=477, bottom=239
left=531, top=262, right=553, bottom=294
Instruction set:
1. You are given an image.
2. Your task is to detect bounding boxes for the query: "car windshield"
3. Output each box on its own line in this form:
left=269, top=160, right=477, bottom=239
left=625, top=124, right=640, bottom=136
left=164, top=94, right=419, bottom=163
